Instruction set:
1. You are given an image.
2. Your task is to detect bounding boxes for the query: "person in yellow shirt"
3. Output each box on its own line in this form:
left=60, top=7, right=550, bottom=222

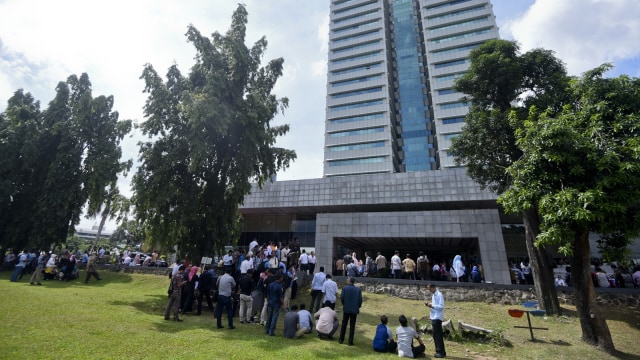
left=402, top=254, right=416, bottom=280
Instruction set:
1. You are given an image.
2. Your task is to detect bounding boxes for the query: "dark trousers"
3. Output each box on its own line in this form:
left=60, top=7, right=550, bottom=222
left=339, top=312, right=358, bottom=345
left=197, top=289, right=214, bottom=314
left=432, top=319, right=446, bottom=356
left=310, top=289, right=323, bottom=312
left=412, top=344, right=426, bottom=357
left=216, top=295, right=234, bottom=328
left=84, top=270, right=101, bottom=283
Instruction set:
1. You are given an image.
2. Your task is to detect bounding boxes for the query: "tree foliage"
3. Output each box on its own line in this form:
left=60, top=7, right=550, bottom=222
left=132, top=4, right=296, bottom=260
left=500, top=64, right=640, bottom=352
left=0, top=74, right=131, bottom=251
left=451, top=40, right=568, bottom=315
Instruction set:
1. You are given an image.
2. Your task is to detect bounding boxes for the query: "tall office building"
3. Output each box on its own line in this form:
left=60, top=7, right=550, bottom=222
left=324, top=0, right=499, bottom=177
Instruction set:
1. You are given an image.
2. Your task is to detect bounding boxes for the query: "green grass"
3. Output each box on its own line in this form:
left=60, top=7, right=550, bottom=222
left=1, top=270, right=639, bottom=359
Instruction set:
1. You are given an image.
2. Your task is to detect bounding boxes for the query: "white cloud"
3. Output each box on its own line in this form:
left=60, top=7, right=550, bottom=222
left=503, top=0, right=640, bottom=74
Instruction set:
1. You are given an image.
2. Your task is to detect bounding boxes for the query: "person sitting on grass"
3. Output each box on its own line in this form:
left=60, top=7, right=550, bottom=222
left=315, top=300, right=339, bottom=340
left=372, top=314, right=397, bottom=353
left=396, top=314, right=425, bottom=358
left=283, top=305, right=308, bottom=339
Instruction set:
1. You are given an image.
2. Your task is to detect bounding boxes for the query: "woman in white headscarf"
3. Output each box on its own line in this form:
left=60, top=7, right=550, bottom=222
left=453, top=255, right=465, bottom=283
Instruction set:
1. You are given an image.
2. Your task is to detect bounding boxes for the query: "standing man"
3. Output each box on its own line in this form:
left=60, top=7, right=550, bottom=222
left=265, top=273, right=285, bottom=336
left=222, top=250, right=234, bottom=275
left=417, top=251, right=430, bottom=281
left=338, top=277, right=363, bottom=346
left=84, top=250, right=102, bottom=283
left=391, top=251, right=402, bottom=279
left=238, top=269, right=255, bottom=324
left=322, top=274, right=338, bottom=309
left=310, top=266, right=326, bottom=313
left=299, top=249, right=309, bottom=274
left=308, top=251, right=317, bottom=274
left=164, top=265, right=186, bottom=322
left=375, top=252, right=387, bottom=278
left=216, top=267, right=237, bottom=329
left=402, top=254, right=416, bottom=280
left=29, top=251, right=46, bottom=285
left=425, top=283, right=446, bottom=358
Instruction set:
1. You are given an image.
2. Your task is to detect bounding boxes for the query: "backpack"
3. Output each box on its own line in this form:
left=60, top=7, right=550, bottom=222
left=199, top=271, right=213, bottom=290
left=257, top=259, right=267, bottom=274
left=418, top=256, right=429, bottom=271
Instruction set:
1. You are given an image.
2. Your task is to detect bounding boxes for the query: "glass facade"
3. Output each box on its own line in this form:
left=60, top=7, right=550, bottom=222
left=391, top=0, right=434, bottom=171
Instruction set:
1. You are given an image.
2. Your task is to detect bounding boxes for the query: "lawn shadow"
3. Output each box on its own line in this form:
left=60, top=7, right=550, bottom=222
left=559, top=305, right=640, bottom=331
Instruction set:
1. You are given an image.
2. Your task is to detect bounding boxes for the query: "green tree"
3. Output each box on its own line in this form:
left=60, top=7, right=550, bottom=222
left=500, top=64, right=640, bottom=352
left=451, top=40, right=568, bottom=315
left=132, top=4, right=296, bottom=260
left=0, top=74, right=131, bottom=251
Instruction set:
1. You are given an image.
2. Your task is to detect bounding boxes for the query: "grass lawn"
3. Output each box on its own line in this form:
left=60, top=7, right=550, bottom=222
left=1, top=270, right=639, bottom=360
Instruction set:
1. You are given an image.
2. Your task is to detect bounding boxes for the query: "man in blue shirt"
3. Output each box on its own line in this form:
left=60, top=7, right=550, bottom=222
left=338, top=277, right=362, bottom=346
left=425, top=283, right=446, bottom=358
left=310, top=266, right=326, bottom=313
left=265, top=273, right=285, bottom=336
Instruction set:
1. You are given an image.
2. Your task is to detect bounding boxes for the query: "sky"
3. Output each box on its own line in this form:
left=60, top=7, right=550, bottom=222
left=1, top=0, right=639, bottom=230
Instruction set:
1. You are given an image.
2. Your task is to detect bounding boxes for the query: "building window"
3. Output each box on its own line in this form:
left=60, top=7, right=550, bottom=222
left=442, top=117, right=465, bottom=125
left=429, top=17, right=489, bottom=33
left=333, top=9, right=379, bottom=24
left=443, top=133, right=460, bottom=140
left=332, top=51, right=381, bottom=65
left=328, top=156, right=386, bottom=166
left=440, top=101, right=469, bottom=110
left=330, top=99, right=383, bottom=112
left=329, top=127, right=385, bottom=138
left=437, top=88, right=458, bottom=95
left=333, top=29, right=380, bottom=44
left=426, top=0, right=472, bottom=11
left=431, top=28, right=492, bottom=44
left=331, top=86, right=383, bottom=99
left=434, top=73, right=465, bottom=82
left=431, top=43, right=481, bottom=55
left=427, top=5, right=485, bottom=21
left=434, top=59, right=468, bottom=69
left=333, top=0, right=377, bottom=14
left=332, top=19, right=379, bottom=34
left=328, top=141, right=385, bottom=151
left=333, top=40, right=381, bottom=54
left=331, top=74, right=382, bottom=86
left=331, top=62, right=382, bottom=76
left=329, top=112, right=384, bottom=124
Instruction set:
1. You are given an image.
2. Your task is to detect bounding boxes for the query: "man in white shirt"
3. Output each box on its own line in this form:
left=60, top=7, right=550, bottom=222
left=426, top=283, right=446, bottom=358
left=240, top=252, right=254, bottom=274
left=321, top=274, right=338, bottom=309
left=223, top=250, right=234, bottom=273
left=391, top=250, right=402, bottom=279
left=299, top=250, right=309, bottom=274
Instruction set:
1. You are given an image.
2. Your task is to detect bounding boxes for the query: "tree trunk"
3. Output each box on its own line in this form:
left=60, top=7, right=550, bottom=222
left=572, top=226, right=615, bottom=352
left=93, top=207, right=110, bottom=250
left=522, top=207, right=561, bottom=315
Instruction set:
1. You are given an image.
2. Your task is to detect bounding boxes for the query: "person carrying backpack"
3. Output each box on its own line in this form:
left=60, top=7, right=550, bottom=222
left=417, top=252, right=430, bottom=281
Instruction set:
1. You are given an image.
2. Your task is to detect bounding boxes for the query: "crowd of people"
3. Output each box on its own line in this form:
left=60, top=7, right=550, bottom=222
left=4, top=248, right=104, bottom=284
left=334, top=250, right=485, bottom=285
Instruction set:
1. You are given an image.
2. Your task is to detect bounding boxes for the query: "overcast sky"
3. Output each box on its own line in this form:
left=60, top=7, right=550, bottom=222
left=2, top=0, right=639, bottom=230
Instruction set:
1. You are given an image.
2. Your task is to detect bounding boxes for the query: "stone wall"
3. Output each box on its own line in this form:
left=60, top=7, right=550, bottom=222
left=351, top=277, right=640, bottom=308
